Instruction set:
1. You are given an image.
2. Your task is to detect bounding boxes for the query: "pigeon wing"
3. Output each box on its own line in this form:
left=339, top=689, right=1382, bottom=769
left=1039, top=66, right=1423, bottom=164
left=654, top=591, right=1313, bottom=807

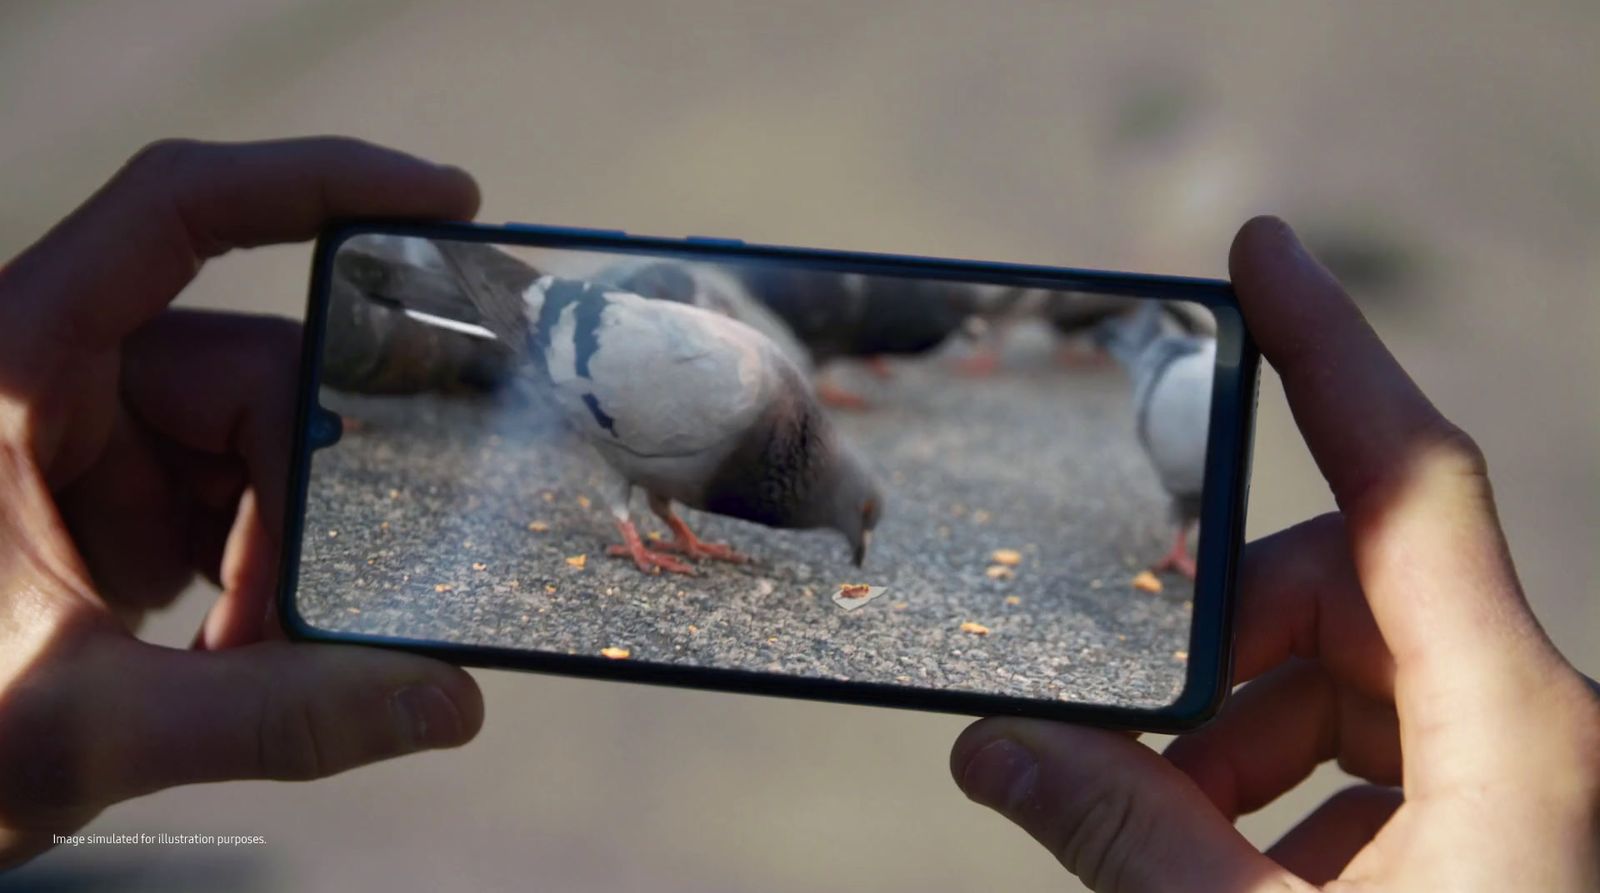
left=541, top=289, right=777, bottom=459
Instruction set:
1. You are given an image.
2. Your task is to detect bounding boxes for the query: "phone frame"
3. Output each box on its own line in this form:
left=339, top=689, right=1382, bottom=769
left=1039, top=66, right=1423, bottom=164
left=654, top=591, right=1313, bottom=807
left=280, top=220, right=1259, bottom=733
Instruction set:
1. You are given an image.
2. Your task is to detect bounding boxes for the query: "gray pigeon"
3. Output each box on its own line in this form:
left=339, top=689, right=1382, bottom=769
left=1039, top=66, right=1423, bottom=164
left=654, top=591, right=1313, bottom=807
left=323, top=235, right=516, bottom=393
left=1095, top=301, right=1216, bottom=579
left=732, top=269, right=1023, bottom=407
left=959, top=291, right=1216, bottom=375
left=418, top=240, right=884, bottom=574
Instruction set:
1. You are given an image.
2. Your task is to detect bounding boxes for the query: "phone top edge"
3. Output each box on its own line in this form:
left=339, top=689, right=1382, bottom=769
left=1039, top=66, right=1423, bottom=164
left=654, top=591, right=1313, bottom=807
left=322, top=219, right=1236, bottom=302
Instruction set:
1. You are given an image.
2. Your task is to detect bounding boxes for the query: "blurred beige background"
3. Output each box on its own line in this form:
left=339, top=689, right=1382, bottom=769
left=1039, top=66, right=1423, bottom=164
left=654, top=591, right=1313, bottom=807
left=2, top=2, right=1595, bottom=890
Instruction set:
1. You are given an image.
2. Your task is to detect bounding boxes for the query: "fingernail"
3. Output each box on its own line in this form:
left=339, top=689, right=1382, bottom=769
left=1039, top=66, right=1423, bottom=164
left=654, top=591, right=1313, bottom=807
left=393, top=685, right=465, bottom=749
left=958, top=738, right=1038, bottom=813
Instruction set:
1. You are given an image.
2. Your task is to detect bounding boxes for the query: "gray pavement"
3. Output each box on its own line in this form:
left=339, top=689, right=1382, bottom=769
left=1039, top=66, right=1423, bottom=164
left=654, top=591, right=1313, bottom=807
left=298, top=326, right=1194, bottom=708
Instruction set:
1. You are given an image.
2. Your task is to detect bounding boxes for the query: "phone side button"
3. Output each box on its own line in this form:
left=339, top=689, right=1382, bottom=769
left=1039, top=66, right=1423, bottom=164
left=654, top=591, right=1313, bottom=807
left=683, top=235, right=746, bottom=246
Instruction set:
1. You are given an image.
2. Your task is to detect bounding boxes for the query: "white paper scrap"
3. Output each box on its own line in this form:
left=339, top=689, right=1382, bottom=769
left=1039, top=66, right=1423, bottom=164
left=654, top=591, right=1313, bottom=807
left=831, top=585, right=888, bottom=612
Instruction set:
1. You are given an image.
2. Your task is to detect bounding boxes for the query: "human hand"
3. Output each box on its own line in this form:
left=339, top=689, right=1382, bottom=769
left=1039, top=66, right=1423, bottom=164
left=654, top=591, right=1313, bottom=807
left=949, top=218, right=1600, bottom=891
left=0, top=138, right=487, bottom=866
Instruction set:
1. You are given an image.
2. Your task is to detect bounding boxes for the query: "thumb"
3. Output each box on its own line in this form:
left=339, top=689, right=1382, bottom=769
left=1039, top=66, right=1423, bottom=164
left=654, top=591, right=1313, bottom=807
left=84, top=637, right=483, bottom=801
left=951, top=719, right=1295, bottom=893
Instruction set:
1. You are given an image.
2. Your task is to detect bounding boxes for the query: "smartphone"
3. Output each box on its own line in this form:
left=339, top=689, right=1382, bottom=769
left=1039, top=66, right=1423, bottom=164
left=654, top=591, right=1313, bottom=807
left=281, top=221, right=1258, bottom=732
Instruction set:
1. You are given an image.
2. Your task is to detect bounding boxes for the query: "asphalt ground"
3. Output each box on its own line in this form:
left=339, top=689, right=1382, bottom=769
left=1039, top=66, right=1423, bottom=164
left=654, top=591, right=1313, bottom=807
left=297, top=324, right=1194, bottom=708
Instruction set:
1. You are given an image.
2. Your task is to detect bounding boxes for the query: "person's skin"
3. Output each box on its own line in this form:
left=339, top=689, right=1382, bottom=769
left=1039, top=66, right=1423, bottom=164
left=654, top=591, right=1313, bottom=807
left=0, top=138, right=487, bottom=867
left=4, top=139, right=1595, bottom=885
left=951, top=217, right=1600, bottom=890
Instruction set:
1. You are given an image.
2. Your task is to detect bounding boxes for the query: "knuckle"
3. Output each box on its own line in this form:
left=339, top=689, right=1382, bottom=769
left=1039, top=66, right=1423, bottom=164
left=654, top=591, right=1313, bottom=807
left=1403, top=415, right=1489, bottom=482
left=1430, top=422, right=1489, bottom=479
left=255, top=690, right=327, bottom=781
left=125, top=138, right=204, bottom=182
left=1304, top=510, right=1349, bottom=541
left=1049, top=782, right=1153, bottom=890
left=256, top=316, right=306, bottom=366
left=240, top=318, right=305, bottom=425
left=233, top=316, right=304, bottom=387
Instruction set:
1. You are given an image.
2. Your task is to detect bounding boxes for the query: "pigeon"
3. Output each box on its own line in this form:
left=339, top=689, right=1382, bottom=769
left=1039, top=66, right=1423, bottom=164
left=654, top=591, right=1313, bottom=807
left=1095, top=301, right=1216, bottom=579
left=735, top=268, right=1007, bottom=406
left=322, top=235, right=517, bottom=394
left=417, top=240, right=884, bottom=574
left=958, top=291, right=1216, bottom=375
left=955, top=290, right=1115, bottom=375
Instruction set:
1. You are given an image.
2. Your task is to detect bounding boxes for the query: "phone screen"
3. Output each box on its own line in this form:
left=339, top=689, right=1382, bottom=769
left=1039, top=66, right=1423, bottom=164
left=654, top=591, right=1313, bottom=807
left=293, top=230, right=1227, bottom=712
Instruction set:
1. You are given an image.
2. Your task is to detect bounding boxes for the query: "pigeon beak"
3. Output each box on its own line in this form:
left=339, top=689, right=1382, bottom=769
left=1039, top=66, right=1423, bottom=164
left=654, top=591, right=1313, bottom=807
left=852, top=529, right=872, bottom=567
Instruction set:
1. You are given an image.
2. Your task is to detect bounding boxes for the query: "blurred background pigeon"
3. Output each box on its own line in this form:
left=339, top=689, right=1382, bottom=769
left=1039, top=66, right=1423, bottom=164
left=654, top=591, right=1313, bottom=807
left=957, top=292, right=1217, bottom=375
left=1095, top=300, right=1216, bottom=579
left=734, top=268, right=1003, bottom=407
left=323, top=235, right=517, bottom=394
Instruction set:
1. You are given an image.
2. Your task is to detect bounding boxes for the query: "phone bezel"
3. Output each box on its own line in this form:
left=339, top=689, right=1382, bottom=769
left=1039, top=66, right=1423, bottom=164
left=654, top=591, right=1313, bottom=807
left=280, top=220, right=1259, bottom=733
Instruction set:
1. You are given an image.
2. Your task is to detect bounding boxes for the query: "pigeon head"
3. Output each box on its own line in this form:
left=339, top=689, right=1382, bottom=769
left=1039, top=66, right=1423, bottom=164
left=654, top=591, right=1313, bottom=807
left=818, top=444, right=884, bottom=568
left=696, top=363, right=884, bottom=565
left=1091, top=300, right=1165, bottom=368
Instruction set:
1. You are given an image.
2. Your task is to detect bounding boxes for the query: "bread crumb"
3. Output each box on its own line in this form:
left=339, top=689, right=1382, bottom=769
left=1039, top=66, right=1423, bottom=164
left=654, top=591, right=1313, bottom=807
left=599, top=647, right=630, bottom=660
left=1132, top=571, right=1163, bottom=593
left=576, top=495, right=592, bottom=509
left=1004, top=595, right=1022, bottom=606
left=991, top=548, right=1022, bottom=566
left=527, top=520, right=550, bottom=533
left=960, top=621, right=991, bottom=636
left=472, top=562, right=487, bottom=571
left=434, top=583, right=452, bottom=593
left=566, top=554, right=588, bottom=569
left=985, top=565, right=1014, bottom=580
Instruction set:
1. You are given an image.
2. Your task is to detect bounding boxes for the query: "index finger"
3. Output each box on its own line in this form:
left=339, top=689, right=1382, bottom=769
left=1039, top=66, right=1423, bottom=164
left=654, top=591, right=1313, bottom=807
left=0, top=137, right=480, bottom=357
left=1228, top=215, right=1471, bottom=516
left=1230, top=218, right=1569, bottom=784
